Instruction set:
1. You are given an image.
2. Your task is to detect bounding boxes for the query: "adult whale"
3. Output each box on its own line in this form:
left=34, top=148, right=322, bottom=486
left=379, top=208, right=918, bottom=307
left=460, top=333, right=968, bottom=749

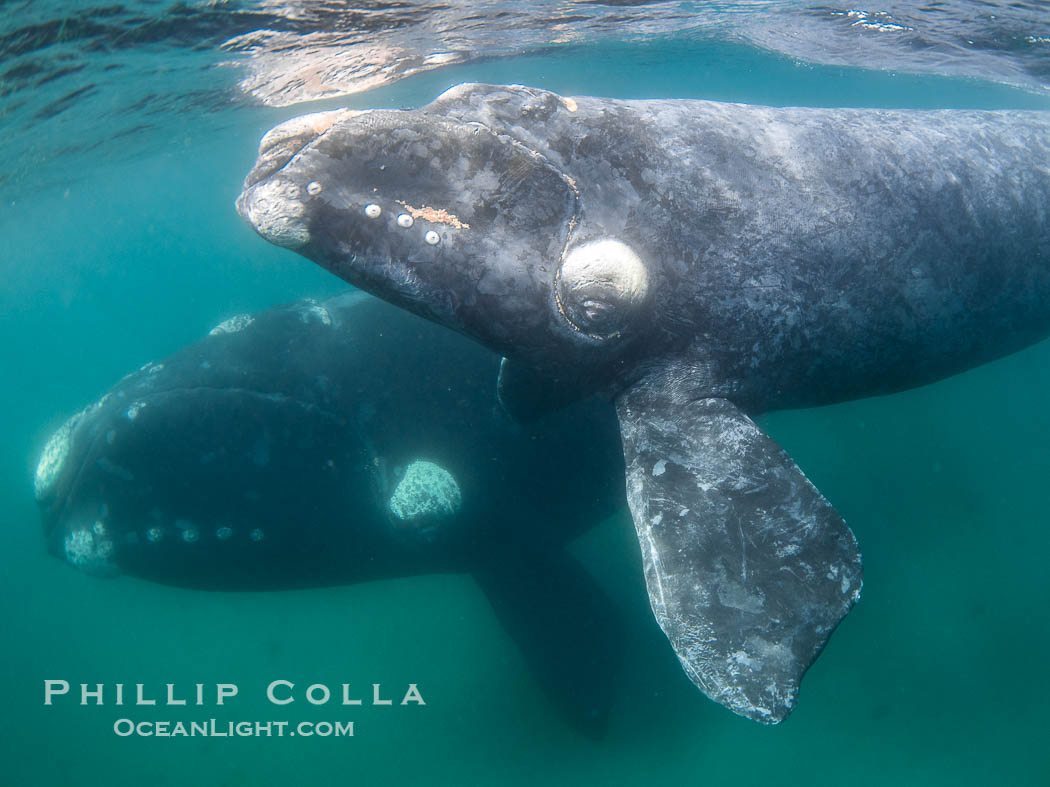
left=236, top=84, right=1050, bottom=723
left=34, top=292, right=626, bottom=735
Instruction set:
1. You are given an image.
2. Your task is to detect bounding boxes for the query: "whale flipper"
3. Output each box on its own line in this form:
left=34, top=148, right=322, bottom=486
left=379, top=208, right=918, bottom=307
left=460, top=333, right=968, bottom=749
left=472, top=543, right=624, bottom=738
left=616, top=387, right=862, bottom=724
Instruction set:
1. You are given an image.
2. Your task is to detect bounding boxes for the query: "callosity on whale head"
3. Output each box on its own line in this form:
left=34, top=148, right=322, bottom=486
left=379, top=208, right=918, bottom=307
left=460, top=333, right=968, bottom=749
left=236, top=94, right=660, bottom=400
left=238, top=84, right=1050, bottom=725
left=35, top=406, right=122, bottom=578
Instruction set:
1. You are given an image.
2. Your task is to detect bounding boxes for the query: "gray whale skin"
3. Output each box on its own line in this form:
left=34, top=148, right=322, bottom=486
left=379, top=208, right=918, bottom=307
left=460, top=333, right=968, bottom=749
left=236, top=84, right=1050, bottom=724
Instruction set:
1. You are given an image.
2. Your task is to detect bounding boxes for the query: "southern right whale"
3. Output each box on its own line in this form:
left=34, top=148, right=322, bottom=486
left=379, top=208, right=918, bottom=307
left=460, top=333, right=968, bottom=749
left=34, top=292, right=626, bottom=735
left=236, top=84, right=1050, bottom=723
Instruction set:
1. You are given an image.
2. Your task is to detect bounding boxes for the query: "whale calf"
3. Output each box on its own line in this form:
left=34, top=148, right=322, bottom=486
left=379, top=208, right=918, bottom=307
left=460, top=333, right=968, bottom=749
left=236, top=84, right=1050, bottom=723
left=34, top=292, right=626, bottom=734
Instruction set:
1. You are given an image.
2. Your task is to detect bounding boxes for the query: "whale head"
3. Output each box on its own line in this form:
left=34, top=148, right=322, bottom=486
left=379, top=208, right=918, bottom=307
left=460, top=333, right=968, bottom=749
left=32, top=300, right=430, bottom=589
left=236, top=91, right=657, bottom=398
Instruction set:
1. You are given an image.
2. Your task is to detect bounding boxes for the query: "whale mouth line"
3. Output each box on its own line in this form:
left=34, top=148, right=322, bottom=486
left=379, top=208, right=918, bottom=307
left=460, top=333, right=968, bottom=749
left=64, top=384, right=346, bottom=490
left=50, top=384, right=356, bottom=558
left=122, top=385, right=347, bottom=422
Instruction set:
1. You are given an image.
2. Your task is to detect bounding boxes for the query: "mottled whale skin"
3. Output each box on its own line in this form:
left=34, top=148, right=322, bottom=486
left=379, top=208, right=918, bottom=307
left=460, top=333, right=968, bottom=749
left=35, top=292, right=625, bottom=735
left=236, top=84, right=1050, bottom=723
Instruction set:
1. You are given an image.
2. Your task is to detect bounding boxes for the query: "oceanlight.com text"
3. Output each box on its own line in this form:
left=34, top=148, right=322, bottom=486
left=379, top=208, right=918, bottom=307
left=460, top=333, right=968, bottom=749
left=112, top=719, right=354, bottom=737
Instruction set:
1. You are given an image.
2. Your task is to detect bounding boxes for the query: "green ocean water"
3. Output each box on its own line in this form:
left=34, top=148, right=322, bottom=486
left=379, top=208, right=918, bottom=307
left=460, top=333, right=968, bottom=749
left=3, top=35, right=1050, bottom=786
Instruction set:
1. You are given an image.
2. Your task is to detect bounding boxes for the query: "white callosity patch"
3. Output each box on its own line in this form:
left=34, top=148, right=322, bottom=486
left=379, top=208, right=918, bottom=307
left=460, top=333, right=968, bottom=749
left=126, top=402, right=146, bottom=421
left=257, top=110, right=354, bottom=158
left=209, top=314, right=254, bottom=336
left=364, top=203, right=382, bottom=219
left=216, top=527, right=233, bottom=541
left=63, top=522, right=117, bottom=576
left=300, top=300, right=332, bottom=326
left=34, top=410, right=84, bottom=501
left=388, top=460, right=462, bottom=530
left=424, top=230, right=440, bottom=246
left=241, top=178, right=310, bottom=249
left=556, top=239, right=649, bottom=338
left=396, top=213, right=414, bottom=228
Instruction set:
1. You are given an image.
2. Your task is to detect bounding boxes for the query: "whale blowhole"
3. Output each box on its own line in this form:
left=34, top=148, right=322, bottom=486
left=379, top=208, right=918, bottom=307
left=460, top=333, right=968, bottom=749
left=556, top=239, right=649, bottom=339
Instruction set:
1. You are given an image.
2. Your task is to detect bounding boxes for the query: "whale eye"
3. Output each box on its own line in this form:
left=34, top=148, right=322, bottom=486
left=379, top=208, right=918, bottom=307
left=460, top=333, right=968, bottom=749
left=555, top=239, right=649, bottom=338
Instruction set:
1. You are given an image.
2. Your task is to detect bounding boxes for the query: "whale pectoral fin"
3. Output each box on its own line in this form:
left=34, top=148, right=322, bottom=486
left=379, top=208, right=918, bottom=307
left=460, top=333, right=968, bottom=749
left=615, top=389, right=862, bottom=724
left=471, top=543, right=624, bottom=738
left=496, top=357, right=587, bottom=422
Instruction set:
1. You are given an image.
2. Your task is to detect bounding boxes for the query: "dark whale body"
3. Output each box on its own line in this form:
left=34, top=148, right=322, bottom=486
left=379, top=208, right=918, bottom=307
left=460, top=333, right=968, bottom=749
left=34, top=293, right=626, bottom=734
left=236, top=85, right=1050, bottom=723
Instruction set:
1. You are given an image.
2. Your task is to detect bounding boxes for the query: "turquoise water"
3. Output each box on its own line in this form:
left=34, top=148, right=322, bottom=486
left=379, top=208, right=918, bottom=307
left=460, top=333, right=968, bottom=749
left=3, top=35, right=1050, bottom=786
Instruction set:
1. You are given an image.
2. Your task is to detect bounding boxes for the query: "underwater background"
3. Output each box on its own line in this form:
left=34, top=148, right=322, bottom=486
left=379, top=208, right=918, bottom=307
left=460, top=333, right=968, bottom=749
left=3, top=2, right=1050, bottom=784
